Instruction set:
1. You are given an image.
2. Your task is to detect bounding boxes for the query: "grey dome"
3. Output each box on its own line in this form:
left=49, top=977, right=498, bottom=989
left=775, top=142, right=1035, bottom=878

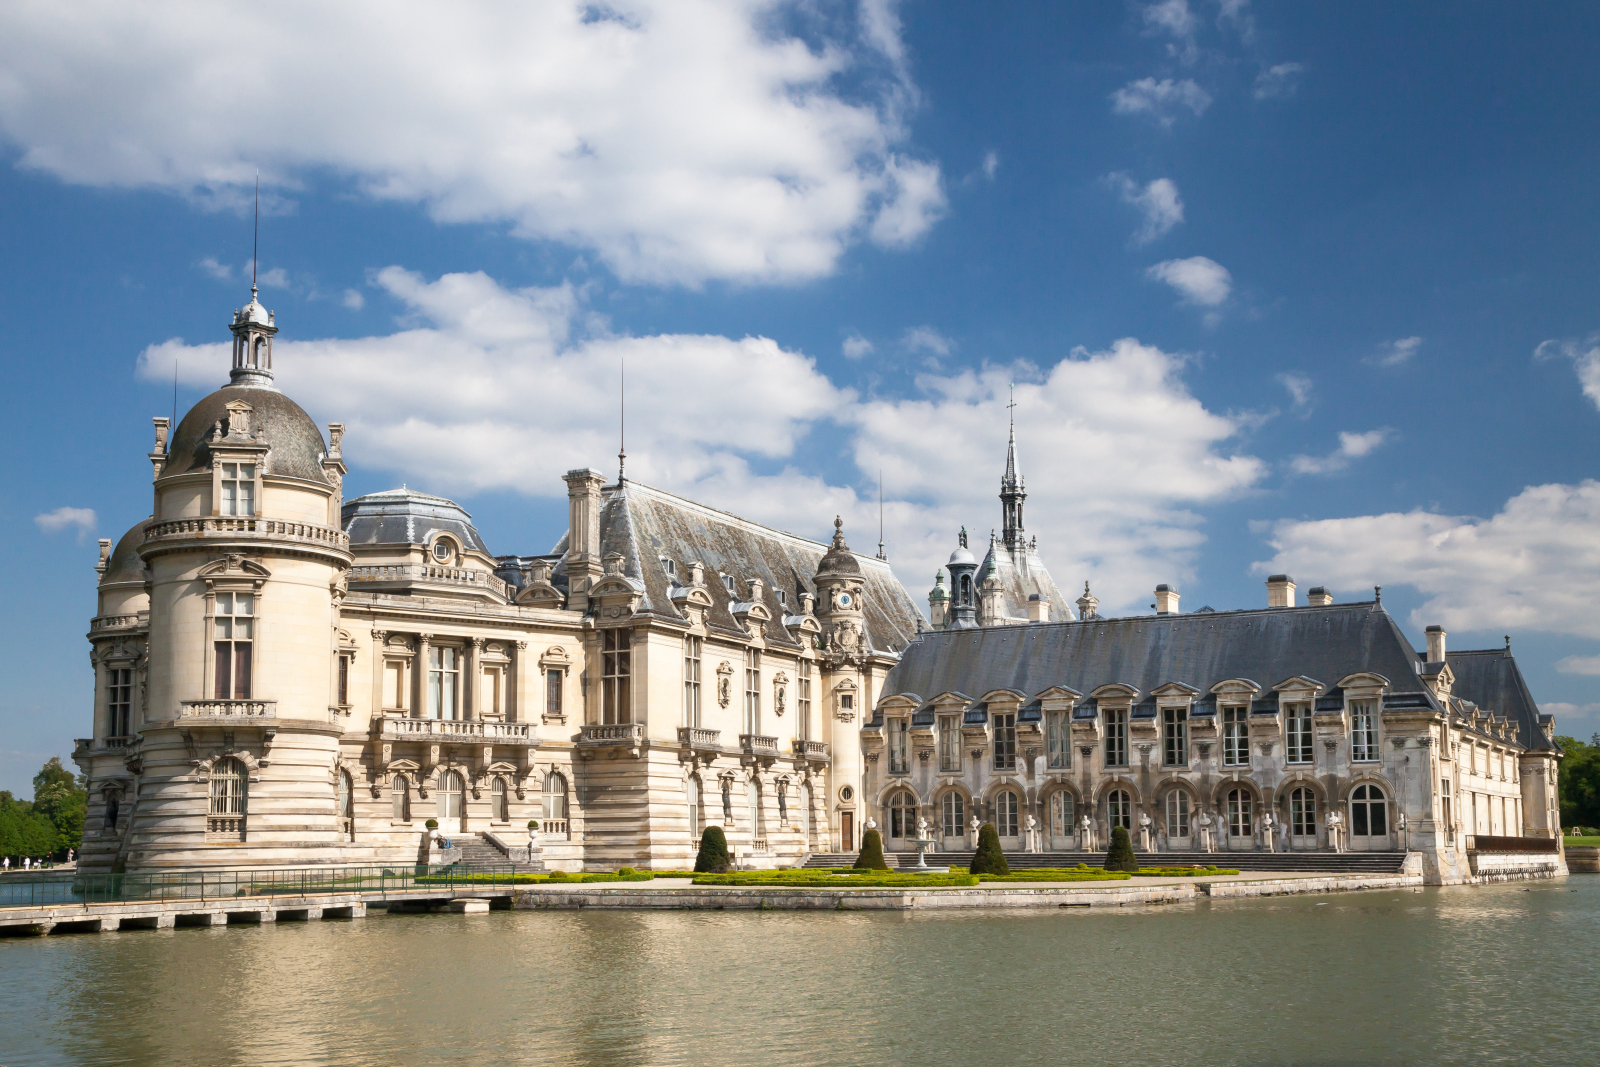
left=816, top=516, right=863, bottom=578
left=160, top=383, right=330, bottom=486
left=236, top=297, right=271, bottom=326
left=947, top=546, right=975, bottom=566
left=342, top=487, right=492, bottom=555
left=99, top=518, right=151, bottom=586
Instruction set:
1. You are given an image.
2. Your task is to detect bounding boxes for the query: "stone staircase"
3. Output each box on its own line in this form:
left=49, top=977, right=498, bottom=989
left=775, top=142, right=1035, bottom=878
left=449, top=834, right=513, bottom=867
left=801, top=850, right=1409, bottom=874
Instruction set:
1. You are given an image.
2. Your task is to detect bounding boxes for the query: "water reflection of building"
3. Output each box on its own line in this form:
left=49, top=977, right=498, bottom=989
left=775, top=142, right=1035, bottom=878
left=73, top=286, right=1564, bottom=885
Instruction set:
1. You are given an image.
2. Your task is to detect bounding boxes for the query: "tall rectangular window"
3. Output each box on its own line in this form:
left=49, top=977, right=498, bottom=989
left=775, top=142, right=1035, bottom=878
left=1351, top=701, right=1378, bottom=761
left=797, top=660, right=812, bottom=740
left=213, top=592, right=253, bottom=700
left=108, top=668, right=132, bottom=736
left=938, top=714, right=961, bottom=772
left=1104, top=709, right=1128, bottom=768
left=1222, top=706, right=1249, bottom=766
left=545, top=669, right=563, bottom=717
left=993, top=712, right=1017, bottom=771
left=1286, top=703, right=1313, bottom=764
left=683, top=636, right=702, bottom=727
left=1162, top=706, right=1188, bottom=767
left=220, top=463, right=255, bottom=516
left=602, top=629, right=631, bottom=724
left=889, top=719, right=910, bottom=773
left=384, top=659, right=406, bottom=712
left=428, top=647, right=459, bottom=720
left=336, top=654, right=351, bottom=708
left=1046, top=711, right=1071, bottom=769
left=743, top=648, right=761, bottom=734
left=480, top=664, right=503, bottom=718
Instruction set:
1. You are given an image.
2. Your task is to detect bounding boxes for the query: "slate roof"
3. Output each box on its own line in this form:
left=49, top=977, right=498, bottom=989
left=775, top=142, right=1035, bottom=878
left=160, top=383, right=331, bottom=486
left=1446, top=648, right=1555, bottom=752
left=884, top=600, right=1437, bottom=713
left=977, top=534, right=1073, bottom=623
left=342, top=488, right=493, bottom=555
left=550, top=480, right=921, bottom=654
left=99, top=518, right=151, bottom=587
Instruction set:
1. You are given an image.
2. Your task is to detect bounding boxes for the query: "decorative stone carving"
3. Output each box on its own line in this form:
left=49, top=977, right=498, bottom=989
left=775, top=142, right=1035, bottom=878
left=716, top=661, right=733, bottom=708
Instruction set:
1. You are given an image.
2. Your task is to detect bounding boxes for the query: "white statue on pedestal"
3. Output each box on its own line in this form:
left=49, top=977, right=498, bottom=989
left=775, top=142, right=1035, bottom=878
left=1138, top=811, right=1154, bottom=853
left=1025, top=814, right=1040, bottom=853
left=1327, top=809, right=1346, bottom=853
left=1079, top=812, right=1096, bottom=853
left=1197, top=808, right=1216, bottom=853
left=969, top=815, right=981, bottom=842
left=1261, top=810, right=1276, bottom=853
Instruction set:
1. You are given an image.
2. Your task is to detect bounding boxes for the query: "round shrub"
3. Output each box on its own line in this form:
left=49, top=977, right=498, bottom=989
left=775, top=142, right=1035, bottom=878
left=547, top=870, right=569, bottom=881
left=1103, top=825, right=1139, bottom=872
left=968, top=822, right=1010, bottom=876
left=853, top=828, right=889, bottom=870
left=694, top=825, right=732, bottom=873
left=527, top=819, right=540, bottom=830
left=424, top=819, right=439, bottom=830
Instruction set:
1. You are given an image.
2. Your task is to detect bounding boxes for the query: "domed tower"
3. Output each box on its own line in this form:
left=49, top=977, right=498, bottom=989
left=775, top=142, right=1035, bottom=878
left=927, top=571, right=949, bottom=628
left=944, top=528, right=979, bottom=629
left=123, top=286, right=353, bottom=870
left=813, top=517, right=868, bottom=850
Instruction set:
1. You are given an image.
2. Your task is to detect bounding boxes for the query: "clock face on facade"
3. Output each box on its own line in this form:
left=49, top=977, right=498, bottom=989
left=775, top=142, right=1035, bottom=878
left=837, top=593, right=853, bottom=607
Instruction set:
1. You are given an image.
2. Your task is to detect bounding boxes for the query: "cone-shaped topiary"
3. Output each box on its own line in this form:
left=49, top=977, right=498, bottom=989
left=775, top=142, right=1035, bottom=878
left=853, top=827, right=890, bottom=870
left=968, top=822, right=1010, bottom=875
left=694, top=825, right=732, bottom=873
left=1103, top=825, right=1139, bottom=872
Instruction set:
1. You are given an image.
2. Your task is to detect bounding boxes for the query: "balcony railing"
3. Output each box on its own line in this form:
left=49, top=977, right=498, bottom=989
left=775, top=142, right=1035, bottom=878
left=540, top=819, right=570, bottom=839
left=740, top=734, right=779, bottom=756
left=377, top=716, right=536, bottom=745
left=792, top=739, right=831, bottom=760
left=349, top=564, right=509, bottom=600
left=90, top=612, right=147, bottom=631
left=752, top=837, right=769, bottom=853
left=144, top=517, right=349, bottom=551
left=678, top=727, right=721, bottom=751
left=581, top=723, right=645, bottom=745
left=178, top=700, right=278, bottom=721
left=206, top=816, right=246, bottom=840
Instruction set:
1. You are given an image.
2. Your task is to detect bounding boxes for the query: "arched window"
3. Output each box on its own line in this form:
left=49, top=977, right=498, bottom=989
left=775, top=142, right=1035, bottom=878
left=1107, top=788, right=1132, bottom=831
left=542, top=772, right=569, bottom=838
left=888, top=790, right=918, bottom=839
left=995, top=789, right=1020, bottom=838
left=687, top=777, right=702, bottom=839
left=492, top=777, right=508, bottom=822
left=960, top=574, right=972, bottom=602
left=208, top=757, right=248, bottom=839
left=1290, top=787, right=1317, bottom=837
left=1351, top=784, right=1387, bottom=837
left=436, top=770, right=464, bottom=822
left=337, top=770, right=354, bottom=840
left=941, top=791, right=966, bottom=839
left=392, top=776, right=410, bottom=822
left=1049, top=791, right=1075, bottom=838
left=1226, top=788, right=1253, bottom=839
left=1164, top=791, right=1190, bottom=838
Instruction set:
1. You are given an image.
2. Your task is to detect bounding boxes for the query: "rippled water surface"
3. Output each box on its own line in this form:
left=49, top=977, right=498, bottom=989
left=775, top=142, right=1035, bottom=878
left=4, top=878, right=1598, bottom=1067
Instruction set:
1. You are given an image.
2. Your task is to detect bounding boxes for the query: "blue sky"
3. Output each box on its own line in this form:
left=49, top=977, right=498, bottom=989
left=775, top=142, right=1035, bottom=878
left=3, top=1, right=1600, bottom=792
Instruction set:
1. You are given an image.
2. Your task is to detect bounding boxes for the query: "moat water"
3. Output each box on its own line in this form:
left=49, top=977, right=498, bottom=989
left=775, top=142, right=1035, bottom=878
left=4, top=879, right=1598, bottom=1067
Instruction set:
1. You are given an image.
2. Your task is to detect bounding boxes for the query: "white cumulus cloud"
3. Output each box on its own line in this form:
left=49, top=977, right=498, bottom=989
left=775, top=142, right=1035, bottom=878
left=198, top=257, right=232, bottom=280
left=1534, top=332, right=1600, bottom=411
left=842, top=333, right=874, bottom=359
left=35, top=507, right=96, bottom=538
left=1255, top=479, right=1600, bottom=641
left=1110, top=78, right=1212, bottom=126
left=1109, top=174, right=1184, bottom=244
left=1147, top=256, right=1231, bottom=307
left=137, top=269, right=1265, bottom=616
left=1287, top=428, right=1395, bottom=475
left=1253, top=62, right=1304, bottom=100
left=0, top=0, right=943, bottom=287
left=901, top=326, right=953, bottom=357
left=1277, top=372, right=1314, bottom=414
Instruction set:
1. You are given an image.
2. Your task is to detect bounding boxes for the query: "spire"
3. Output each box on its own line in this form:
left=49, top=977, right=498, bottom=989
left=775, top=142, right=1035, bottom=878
left=1000, top=385, right=1026, bottom=550
left=229, top=175, right=277, bottom=387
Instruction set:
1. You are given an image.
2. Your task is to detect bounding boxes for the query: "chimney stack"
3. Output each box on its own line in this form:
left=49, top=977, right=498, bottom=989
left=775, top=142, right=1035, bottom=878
left=1425, top=624, right=1446, bottom=663
left=1266, top=574, right=1297, bottom=608
left=1306, top=586, right=1332, bottom=606
left=1155, top=584, right=1180, bottom=615
left=1027, top=593, right=1050, bottom=623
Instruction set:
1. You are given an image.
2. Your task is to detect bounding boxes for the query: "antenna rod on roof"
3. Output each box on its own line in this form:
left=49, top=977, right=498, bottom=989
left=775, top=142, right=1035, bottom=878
left=877, top=470, right=886, bottom=561
left=252, top=168, right=259, bottom=294
left=618, top=357, right=626, bottom=483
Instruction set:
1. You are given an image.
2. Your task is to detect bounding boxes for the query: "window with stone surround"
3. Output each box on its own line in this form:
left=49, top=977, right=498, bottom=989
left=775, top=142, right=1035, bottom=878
left=938, top=714, right=961, bottom=772
left=108, top=668, right=132, bottom=737
left=1290, top=787, right=1316, bottom=836
left=545, top=669, right=562, bottom=718
left=1050, top=791, right=1075, bottom=838
left=602, top=629, right=631, bottom=724
left=1162, top=706, right=1188, bottom=767
left=1286, top=703, right=1313, bottom=764
left=1104, top=709, right=1129, bottom=768
left=743, top=648, right=762, bottom=734
left=993, top=712, right=1017, bottom=771
left=889, top=719, right=910, bottom=774
left=392, top=777, right=410, bottom=821
left=1165, top=790, right=1190, bottom=838
left=220, top=462, right=255, bottom=516
left=797, top=660, right=813, bottom=740
left=1046, top=711, right=1071, bottom=769
left=337, top=654, right=351, bottom=708
left=542, top=772, right=569, bottom=838
left=1222, top=706, right=1249, bottom=766
left=428, top=646, right=460, bottom=721
left=683, top=636, right=702, bottom=727
left=1226, top=787, right=1253, bottom=839
left=213, top=592, right=253, bottom=700
left=208, top=757, right=248, bottom=838
left=492, top=777, right=508, bottom=822
left=995, top=789, right=1019, bottom=838
left=941, top=791, right=966, bottom=838
left=1107, top=788, right=1132, bottom=831
left=1351, top=701, right=1378, bottom=761
left=888, top=789, right=917, bottom=839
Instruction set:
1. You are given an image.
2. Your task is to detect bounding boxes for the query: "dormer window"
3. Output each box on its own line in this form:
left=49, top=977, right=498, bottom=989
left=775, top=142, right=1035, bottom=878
left=220, top=464, right=255, bottom=517
left=431, top=539, right=454, bottom=564
left=660, top=557, right=676, bottom=578
left=776, top=589, right=787, bottom=608
left=723, top=574, right=736, bottom=593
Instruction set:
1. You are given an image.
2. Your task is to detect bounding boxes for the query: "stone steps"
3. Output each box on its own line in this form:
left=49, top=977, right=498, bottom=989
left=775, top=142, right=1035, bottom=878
left=801, top=850, right=1408, bottom=874
left=450, top=835, right=511, bottom=867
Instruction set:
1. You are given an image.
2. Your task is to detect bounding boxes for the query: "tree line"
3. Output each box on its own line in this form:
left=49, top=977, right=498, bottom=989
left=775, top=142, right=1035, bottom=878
left=1556, top=735, right=1600, bottom=831
left=0, top=757, right=87, bottom=863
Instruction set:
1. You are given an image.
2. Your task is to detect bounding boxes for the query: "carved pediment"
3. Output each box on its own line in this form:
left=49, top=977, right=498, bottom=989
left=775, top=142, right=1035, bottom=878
left=199, top=555, right=272, bottom=579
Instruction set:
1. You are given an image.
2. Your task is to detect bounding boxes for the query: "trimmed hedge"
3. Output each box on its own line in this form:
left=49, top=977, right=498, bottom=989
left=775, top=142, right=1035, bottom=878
left=692, top=870, right=978, bottom=888
left=977, top=869, right=1130, bottom=882
left=416, top=869, right=656, bottom=885
left=968, top=822, right=1010, bottom=875
left=853, top=828, right=889, bottom=870
left=1131, top=866, right=1239, bottom=877
left=1103, top=826, right=1140, bottom=872
left=694, top=825, right=732, bottom=873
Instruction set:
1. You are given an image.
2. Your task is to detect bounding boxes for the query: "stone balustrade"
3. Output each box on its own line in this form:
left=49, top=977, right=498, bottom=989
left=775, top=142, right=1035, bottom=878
left=677, top=727, right=721, bottom=751
left=740, top=734, right=779, bottom=756
left=377, top=715, right=537, bottom=745
left=178, top=700, right=278, bottom=721
left=144, top=517, right=350, bottom=551
left=792, top=739, right=831, bottom=760
left=90, top=612, right=148, bottom=631
left=349, top=564, right=509, bottom=599
left=581, top=723, right=645, bottom=745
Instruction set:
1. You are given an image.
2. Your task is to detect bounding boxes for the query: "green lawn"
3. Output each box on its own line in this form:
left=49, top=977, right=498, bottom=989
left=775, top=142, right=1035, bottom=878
left=1565, top=836, right=1600, bottom=847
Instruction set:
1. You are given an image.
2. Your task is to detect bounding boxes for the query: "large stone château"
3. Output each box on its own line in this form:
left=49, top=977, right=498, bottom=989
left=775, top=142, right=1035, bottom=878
left=75, top=287, right=1565, bottom=883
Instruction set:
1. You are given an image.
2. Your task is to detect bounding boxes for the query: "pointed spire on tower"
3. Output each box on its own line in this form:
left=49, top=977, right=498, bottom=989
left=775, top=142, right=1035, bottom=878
left=1000, top=384, right=1026, bottom=550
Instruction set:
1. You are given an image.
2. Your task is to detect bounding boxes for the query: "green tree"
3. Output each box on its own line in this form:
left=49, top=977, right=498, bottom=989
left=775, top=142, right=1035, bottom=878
left=968, top=822, right=1009, bottom=875
left=853, top=827, right=889, bottom=870
left=1556, top=735, right=1600, bottom=830
left=32, top=756, right=88, bottom=857
left=694, top=825, right=732, bottom=873
left=1103, top=825, right=1140, bottom=872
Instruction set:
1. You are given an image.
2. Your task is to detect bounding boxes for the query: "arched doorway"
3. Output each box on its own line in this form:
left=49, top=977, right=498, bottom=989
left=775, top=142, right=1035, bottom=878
left=543, top=773, right=570, bottom=839
left=995, top=789, right=1021, bottom=847
left=436, top=770, right=464, bottom=834
left=887, top=789, right=918, bottom=849
left=1163, top=790, right=1191, bottom=848
left=940, top=791, right=967, bottom=848
left=1224, top=788, right=1253, bottom=850
left=1107, top=788, right=1133, bottom=835
left=1048, top=790, right=1076, bottom=849
left=1350, top=784, right=1390, bottom=850
left=1289, top=787, right=1317, bottom=849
